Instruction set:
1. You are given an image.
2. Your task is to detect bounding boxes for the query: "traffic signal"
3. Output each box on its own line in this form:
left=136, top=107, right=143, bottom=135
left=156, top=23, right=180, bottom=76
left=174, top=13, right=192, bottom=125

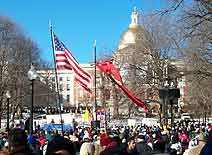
left=159, top=88, right=180, bottom=100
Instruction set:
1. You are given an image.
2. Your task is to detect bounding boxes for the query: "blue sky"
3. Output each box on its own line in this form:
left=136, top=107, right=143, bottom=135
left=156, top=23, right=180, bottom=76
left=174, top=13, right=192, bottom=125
left=0, top=0, right=167, bottom=64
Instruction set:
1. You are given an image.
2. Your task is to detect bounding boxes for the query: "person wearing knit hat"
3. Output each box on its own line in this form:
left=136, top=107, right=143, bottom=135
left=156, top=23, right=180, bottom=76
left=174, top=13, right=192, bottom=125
left=46, top=135, right=76, bottom=155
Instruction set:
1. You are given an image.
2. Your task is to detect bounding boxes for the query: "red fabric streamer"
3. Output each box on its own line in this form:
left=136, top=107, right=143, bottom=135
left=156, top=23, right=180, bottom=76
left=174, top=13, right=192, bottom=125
left=96, top=60, right=148, bottom=112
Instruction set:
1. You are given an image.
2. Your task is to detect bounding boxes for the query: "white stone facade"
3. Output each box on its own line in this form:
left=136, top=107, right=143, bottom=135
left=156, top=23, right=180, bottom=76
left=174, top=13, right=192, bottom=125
left=37, top=64, right=95, bottom=108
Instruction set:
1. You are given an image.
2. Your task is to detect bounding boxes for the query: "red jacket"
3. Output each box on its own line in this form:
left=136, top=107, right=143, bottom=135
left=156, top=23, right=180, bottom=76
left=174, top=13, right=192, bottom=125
left=179, top=132, right=190, bottom=144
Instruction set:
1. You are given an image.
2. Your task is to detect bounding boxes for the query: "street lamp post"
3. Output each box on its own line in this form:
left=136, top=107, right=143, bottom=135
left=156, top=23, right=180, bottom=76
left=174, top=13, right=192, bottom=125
left=159, top=88, right=180, bottom=127
left=27, top=64, right=38, bottom=135
left=6, top=91, right=11, bottom=131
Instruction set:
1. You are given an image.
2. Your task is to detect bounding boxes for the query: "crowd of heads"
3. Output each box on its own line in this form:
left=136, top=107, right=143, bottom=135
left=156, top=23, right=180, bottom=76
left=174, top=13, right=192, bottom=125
left=0, top=119, right=212, bottom=155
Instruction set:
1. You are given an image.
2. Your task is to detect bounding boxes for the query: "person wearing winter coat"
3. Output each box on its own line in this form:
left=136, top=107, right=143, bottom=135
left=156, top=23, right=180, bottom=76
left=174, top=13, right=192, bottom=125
left=93, top=135, right=104, bottom=155
left=179, top=130, right=190, bottom=152
left=8, top=128, right=35, bottom=155
left=200, top=135, right=212, bottom=155
left=80, top=137, right=95, bottom=155
left=124, top=136, right=138, bottom=155
left=46, top=135, right=76, bottom=155
left=135, top=135, right=152, bottom=155
left=99, top=134, right=125, bottom=155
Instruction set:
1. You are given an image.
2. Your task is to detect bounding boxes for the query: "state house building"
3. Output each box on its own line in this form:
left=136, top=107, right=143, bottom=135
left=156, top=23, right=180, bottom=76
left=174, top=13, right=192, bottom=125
left=38, top=8, right=189, bottom=118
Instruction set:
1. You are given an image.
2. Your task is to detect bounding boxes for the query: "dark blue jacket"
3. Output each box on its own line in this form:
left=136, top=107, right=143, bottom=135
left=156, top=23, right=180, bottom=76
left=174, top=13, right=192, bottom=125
left=200, top=137, right=212, bottom=155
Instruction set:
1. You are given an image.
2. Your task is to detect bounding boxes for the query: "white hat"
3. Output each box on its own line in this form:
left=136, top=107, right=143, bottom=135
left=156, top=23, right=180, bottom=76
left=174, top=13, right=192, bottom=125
left=122, top=138, right=126, bottom=143
left=4, top=141, right=8, bottom=147
left=93, top=135, right=97, bottom=140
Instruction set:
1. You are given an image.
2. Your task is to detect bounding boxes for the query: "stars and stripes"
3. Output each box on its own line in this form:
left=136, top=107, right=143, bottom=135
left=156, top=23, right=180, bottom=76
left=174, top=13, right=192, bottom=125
left=52, top=32, right=92, bottom=93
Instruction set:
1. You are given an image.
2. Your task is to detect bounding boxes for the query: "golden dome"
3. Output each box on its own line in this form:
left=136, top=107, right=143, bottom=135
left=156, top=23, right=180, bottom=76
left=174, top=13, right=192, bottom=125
left=117, top=7, right=151, bottom=54
left=118, top=24, right=148, bottom=50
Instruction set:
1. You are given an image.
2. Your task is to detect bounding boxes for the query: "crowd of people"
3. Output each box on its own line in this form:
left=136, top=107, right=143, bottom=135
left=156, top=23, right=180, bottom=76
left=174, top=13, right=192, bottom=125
left=0, top=120, right=212, bottom=155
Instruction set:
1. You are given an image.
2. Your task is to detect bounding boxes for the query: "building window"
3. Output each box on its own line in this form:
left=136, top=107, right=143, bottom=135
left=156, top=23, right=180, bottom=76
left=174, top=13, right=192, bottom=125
left=96, top=77, right=101, bottom=87
left=59, top=77, right=63, bottom=81
left=60, top=95, right=63, bottom=102
left=59, top=84, right=63, bottom=91
left=78, top=88, right=83, bottom=98
left=67, top=77, right=70, bottom=81
left=97, top=90, right=101, bottom=99
left=67, top=95, right=70, bottom=102
left=67, top=84, right=70, bottom=91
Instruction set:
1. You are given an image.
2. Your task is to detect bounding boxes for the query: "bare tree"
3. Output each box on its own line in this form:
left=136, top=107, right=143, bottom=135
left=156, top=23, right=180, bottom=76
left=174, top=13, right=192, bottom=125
left=0, top=15, right=50, bottom=127
left=161, top=0, right=212, bottom=118
left=0, top=16, right=23, bottom=126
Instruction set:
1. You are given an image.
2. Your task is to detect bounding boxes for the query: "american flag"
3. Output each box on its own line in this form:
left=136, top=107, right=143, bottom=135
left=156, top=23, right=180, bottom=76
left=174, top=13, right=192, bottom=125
left=53, top=32, right=92, bottom=93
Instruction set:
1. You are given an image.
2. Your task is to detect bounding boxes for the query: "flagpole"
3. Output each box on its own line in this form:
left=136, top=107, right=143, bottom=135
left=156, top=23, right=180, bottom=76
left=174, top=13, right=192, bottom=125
left=94, top=40, right=97, bottom=123
left=49, top=22, right=64, bottom=135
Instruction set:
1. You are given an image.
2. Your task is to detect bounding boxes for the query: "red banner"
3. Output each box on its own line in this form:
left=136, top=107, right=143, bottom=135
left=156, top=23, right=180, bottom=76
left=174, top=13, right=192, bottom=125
left=96, top=60, right=148, bottom=112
